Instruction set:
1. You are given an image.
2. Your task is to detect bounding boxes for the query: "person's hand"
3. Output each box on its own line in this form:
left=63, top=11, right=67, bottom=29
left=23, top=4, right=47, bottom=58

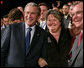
left=38, top=57, right=48, bottom=67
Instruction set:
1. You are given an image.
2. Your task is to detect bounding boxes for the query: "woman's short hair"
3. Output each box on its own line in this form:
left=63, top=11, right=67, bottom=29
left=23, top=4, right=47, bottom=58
left=46, top=9, right=64, bottom=27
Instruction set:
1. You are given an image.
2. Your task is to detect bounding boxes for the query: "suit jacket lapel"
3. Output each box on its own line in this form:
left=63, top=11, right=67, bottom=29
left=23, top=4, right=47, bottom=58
left=19, top=23, right=25, bottom=54
left=71, top=35, right=79, bottom=52
left=70, top=34, right=83, bottom=65
left=69, top=35, right=79, bottom=55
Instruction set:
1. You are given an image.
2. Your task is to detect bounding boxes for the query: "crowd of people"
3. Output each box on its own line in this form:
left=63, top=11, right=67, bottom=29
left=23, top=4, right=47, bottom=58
left=1, top=1, right=83, bottom=67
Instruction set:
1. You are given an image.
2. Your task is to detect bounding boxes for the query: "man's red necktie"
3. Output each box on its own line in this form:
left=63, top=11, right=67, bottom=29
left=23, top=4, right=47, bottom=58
left=77, top=31, right=83, bottom=47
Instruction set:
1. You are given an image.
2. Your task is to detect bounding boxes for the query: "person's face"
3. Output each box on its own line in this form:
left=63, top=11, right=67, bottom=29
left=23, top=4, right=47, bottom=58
left=1, top=19, right=3, bottom=27
left=40, top=6, right=48, bottom=20
left=24, top=5, right=39, bottom=27
left=71, top=24, right=81, bottom=37
left=68, top=2, right=72, bottom=6
left=3, top=18, right=9, bottom=26
left=69, top=5, right=74, bottom=17
left=62, top=5, right=69, bottom=15
left=47, top=14, right=61, bottom=33
left=72, top=2, right=83, bottom=30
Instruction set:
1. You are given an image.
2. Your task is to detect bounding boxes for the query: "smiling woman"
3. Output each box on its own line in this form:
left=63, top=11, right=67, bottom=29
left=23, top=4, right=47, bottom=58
left=46, top=9, right=64, bottom=42
left=38, top=9, right=73, bottom=67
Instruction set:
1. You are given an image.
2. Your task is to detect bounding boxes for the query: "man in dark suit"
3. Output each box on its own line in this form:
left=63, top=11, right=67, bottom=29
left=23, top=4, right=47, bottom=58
left=62, top=4, right=71, bottom=29
left=1, top=2, right=47, bottom=67
left=68, top=1, right=83, bottom=67
left=38, top=3, right=48, bottom=30
left=1, top=15, right=8, bottom=38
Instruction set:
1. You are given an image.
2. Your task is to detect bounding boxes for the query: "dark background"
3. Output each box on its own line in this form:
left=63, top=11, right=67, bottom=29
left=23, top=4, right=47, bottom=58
left=1, top=0, right=71, bottom=18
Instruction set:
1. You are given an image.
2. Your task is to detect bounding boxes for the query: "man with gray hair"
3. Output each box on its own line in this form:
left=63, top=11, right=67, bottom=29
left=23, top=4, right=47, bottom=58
left=68, top=1, right=83, bottom=67
left=1, top=2, right=47, bottom=67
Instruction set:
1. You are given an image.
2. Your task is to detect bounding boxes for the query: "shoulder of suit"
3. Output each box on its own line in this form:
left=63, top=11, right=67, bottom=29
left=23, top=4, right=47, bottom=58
left=36, top=25, right=47, bottom=32
left=9, top=22, right=24, bottom=27
left=35, top=25, right=47, bottom=37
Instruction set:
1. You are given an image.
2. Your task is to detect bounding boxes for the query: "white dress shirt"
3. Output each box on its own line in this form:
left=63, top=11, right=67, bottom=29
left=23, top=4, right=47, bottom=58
left=25, top=23, right=35, bottom=44
left=40, top=20, right=47, bottom=30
